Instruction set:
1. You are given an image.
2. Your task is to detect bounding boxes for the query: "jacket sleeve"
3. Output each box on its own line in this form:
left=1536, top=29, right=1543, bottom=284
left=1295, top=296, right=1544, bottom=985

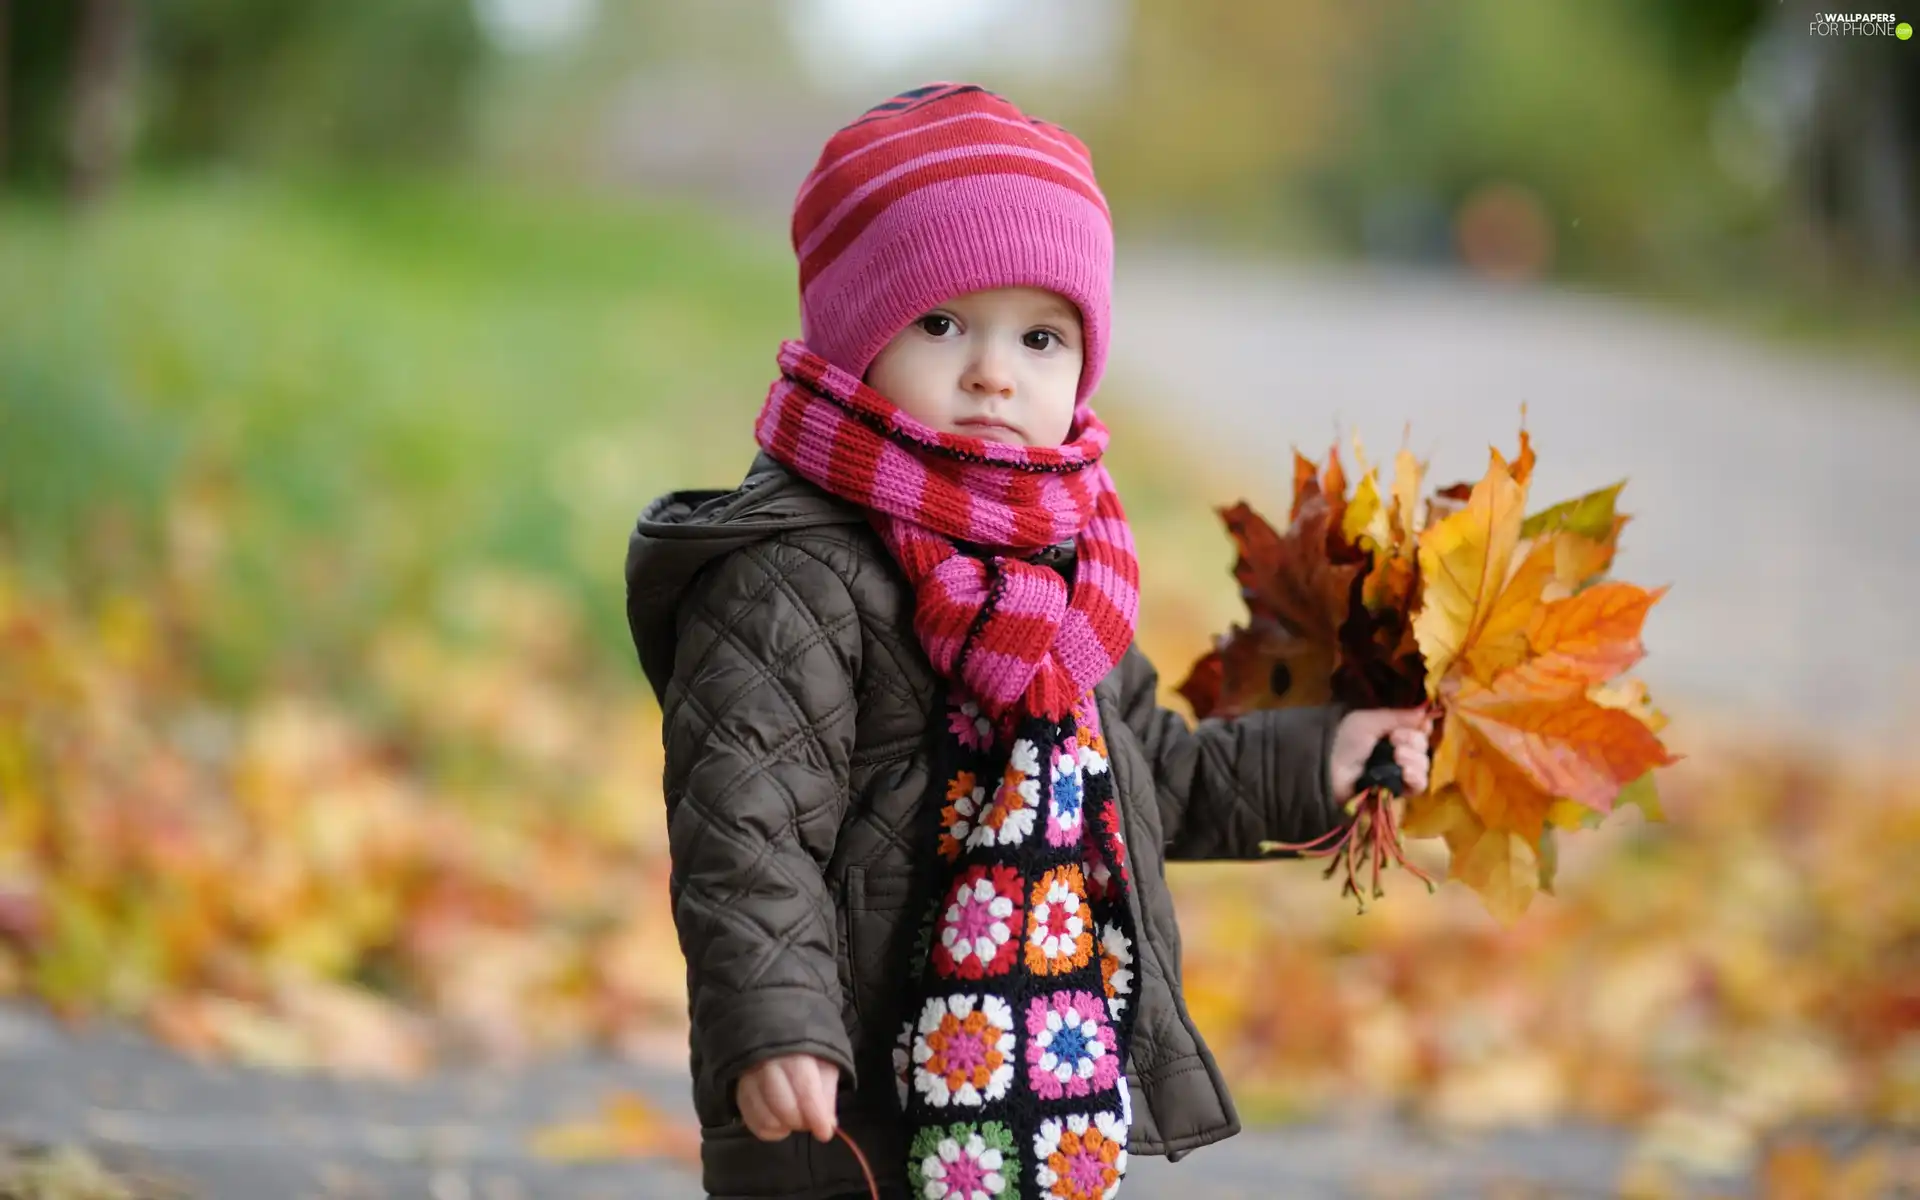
left=1113, top=643, right=1348, bottom=861
left=661, top=537, right=862, bottom=1105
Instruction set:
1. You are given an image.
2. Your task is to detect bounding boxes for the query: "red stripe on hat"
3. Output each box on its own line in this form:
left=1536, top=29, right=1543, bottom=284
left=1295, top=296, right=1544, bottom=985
left=805, top=88, right=1068, bottom=179
left=797, top=107, right=1094, bottom=238
left=799, top=155, right=1109, bottom=292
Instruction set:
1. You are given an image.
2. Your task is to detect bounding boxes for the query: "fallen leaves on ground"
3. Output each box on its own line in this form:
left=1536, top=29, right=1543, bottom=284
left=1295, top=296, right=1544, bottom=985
left=0, top=558, right=687, bottom=1084
left=528, top=1090, right=700, bottom=1166
left=1169, top=717, right=1920, bottom=1176
left=0, top=1141, right=190, bottom=1200
left=1, top=481, right=1912, bottom=1185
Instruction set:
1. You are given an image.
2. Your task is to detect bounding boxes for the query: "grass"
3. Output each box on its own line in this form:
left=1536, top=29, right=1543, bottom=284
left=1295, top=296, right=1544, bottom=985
left=0, top=171, right=1268, bottom=708
left=0, top=174, right=802, bottom=700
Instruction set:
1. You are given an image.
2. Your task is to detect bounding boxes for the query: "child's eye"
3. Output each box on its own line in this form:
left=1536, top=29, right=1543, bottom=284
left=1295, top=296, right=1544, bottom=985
left=917, top=314, right=956, bottom=337
left=1024, top=329, right=1060, bottom=351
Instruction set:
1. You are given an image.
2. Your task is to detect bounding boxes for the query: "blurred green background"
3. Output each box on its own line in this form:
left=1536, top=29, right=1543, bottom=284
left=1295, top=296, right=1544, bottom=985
left=4, top=0, right=1917, bottom=680
left=2, top=2, right=1917, bottom=1191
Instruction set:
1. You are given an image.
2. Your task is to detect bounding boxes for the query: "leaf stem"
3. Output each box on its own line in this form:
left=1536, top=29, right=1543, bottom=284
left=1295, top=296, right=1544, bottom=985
left=1263, top=785, right=1436, bottom=909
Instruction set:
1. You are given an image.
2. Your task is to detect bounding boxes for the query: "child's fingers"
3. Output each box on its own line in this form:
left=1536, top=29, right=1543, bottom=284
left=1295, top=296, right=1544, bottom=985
left=790, top=1057, right=838, bottom=1142
left=1355, top=708, right=1429, bottom=746
left=736, top=1078, right=784, bottom=1141
left=1396, top=746, right=1428, bottom=791
left=757, top=1062, right=806, bottom=1136
left=1388, top=705, right=1429, bottom=729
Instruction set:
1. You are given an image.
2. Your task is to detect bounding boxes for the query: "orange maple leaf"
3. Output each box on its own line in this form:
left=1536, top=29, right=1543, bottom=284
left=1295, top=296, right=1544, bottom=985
left=1291, top=444, right=1355, bottom=560
left=1519, top=581, right=1668, bottom=688
left=1509, top=427, right=1536, bottom=489
left=1320, top=446, right=1349, bottom=542
left=1291, top=450, right=1320, bottom=521
left=1435, top=669, right=1679, bottom=842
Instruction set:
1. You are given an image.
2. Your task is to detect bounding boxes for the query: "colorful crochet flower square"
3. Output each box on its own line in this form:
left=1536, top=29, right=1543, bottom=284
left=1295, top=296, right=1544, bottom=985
left=947, top=694, right=994, bottom=753
left=1045, top=739, right=1086, bottom=848
left=1024, top=991, right=1120, bottom=1100
left=1076, top=728, right=1110, bottom=778
left=939, top=770, right=987, bottom=862
left=912, top=994, right=1017, bottom=1108
left=908, top=1121, right=1018, bottom=1200
left=967, top=739, right=1040, bottom=850
left=1032, top=1110, right=1128, bottom=1200
left=1024, top=865, right=1093, bottom=976
left=932, top=865, right=1024, bottom=980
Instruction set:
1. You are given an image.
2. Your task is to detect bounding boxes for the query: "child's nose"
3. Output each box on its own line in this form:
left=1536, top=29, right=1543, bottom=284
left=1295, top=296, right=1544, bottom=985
left=962, top=342, right=1016, bottom=397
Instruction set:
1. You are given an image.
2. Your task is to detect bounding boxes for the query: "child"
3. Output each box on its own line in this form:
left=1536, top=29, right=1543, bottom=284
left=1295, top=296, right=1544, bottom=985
left=624, top=83, right=1431, bottom=1200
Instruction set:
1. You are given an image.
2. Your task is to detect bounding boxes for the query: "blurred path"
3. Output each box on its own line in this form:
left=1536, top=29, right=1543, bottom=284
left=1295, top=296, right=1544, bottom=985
left=2, top=1003, right=1737, bottom=1199
left=0, top=1004, right=704, bottom=1199
left=1112, top=250, right=1920, bottom=748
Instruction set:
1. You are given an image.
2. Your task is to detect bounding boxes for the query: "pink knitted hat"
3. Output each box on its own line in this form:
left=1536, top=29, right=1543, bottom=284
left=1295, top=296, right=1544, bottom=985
left=791, top=83, right=1114, bottom=402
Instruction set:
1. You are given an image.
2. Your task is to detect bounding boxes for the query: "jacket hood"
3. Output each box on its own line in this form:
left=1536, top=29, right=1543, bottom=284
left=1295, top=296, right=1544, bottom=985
left=624, top=453, right=865, bottom=701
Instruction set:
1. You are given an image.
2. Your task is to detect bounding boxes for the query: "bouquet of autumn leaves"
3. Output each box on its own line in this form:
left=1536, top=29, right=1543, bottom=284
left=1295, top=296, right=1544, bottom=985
left=1178, top=430, right=1679, bottom=921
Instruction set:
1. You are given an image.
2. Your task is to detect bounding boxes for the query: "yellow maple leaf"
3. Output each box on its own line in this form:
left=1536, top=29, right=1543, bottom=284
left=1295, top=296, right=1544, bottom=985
left=1400, top=782, right=1475, bottom=840
left=1389, top=447, right=1425, bottom=555
left=1411, top=451, right=1526, bottom=696
left=1461, top=535, right=1559, bottom=683
left=1544, top=797, right=1599, bottom=831
left=1450, top=823, right=1539, bottom=924
left=1343, top=468, right=1384, bottom=548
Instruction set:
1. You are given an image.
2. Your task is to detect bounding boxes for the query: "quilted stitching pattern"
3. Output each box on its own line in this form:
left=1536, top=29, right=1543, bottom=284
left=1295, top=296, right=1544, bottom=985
left=665, top=546, right=868, bottom=1073
left=1111, top=646, right=1345, bottom=861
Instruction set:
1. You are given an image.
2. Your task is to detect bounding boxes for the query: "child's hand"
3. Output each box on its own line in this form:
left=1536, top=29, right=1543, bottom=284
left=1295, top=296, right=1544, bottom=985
left=1330, top=706, right=1433, bottom=803
left=735, top=1053, right=840, bottom=1143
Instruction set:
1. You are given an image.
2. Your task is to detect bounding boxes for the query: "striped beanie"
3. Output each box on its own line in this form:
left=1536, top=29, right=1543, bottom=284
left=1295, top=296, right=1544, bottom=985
left=791, top=83, right=1114, bottom=402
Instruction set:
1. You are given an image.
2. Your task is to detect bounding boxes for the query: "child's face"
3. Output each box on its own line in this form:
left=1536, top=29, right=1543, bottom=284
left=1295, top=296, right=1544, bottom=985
left=864, top=287, right=1084, bottom=447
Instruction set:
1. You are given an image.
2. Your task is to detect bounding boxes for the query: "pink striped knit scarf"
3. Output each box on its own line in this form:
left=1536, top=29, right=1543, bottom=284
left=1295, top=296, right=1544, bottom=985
left=759, top=339, right=1144, bottom=1199
left=755, top=340, right=1139, bottom=722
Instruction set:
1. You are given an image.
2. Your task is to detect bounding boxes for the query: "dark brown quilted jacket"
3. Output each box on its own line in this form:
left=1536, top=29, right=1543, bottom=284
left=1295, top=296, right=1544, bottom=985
left=625, top=455, right=1348, bottom=1200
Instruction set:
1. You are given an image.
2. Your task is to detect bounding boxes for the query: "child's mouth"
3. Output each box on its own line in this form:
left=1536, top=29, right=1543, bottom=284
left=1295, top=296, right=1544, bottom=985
left=957, top=418, right=1023, bottom=444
